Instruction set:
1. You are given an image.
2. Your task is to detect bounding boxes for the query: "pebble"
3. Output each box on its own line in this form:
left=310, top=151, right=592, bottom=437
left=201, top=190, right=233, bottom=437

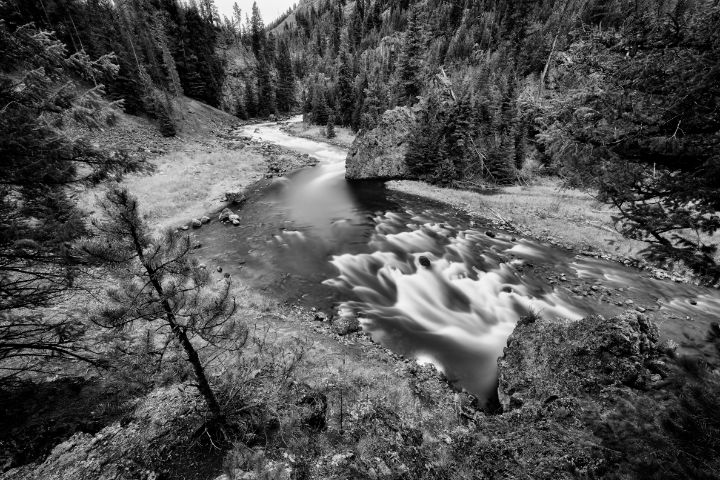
left=216, top=266, right=222, bottom=273
left=625, top=299, right=634, bottom=305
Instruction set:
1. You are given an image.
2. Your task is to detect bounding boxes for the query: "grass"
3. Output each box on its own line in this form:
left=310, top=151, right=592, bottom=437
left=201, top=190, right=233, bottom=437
left=280, top=119, right=356, bottom=149
left=388, top=177, right=648, bottom=259
left=125, top=148, right=267, bottom=231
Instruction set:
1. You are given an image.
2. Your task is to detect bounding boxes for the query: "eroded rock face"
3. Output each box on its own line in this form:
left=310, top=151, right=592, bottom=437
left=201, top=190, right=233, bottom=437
left=345, top=107, right=416, bottom=180
left=2, top=385, right=203, bottom=480
left=440, top=311, right=675, bottom=479
left=498, top=311, right=667, bottom=412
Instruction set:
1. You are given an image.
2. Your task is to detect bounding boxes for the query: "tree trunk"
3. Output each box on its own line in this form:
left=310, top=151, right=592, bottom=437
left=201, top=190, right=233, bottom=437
left=127, top=219, right=223, bottom=421
left=170, top=322, right=224, bottom=420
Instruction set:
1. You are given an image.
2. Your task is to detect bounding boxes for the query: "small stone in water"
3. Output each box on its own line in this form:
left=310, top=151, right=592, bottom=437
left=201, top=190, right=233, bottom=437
left=418, top=256, right=431, bottom=268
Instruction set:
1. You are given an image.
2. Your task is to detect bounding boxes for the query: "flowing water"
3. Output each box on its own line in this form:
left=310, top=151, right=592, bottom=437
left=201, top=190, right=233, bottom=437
left=195, top=117, right=720, bottom=401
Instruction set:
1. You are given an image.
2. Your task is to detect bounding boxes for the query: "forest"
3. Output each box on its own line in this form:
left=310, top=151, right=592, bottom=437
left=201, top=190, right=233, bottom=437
left=1, top=0, right=720, bottom=479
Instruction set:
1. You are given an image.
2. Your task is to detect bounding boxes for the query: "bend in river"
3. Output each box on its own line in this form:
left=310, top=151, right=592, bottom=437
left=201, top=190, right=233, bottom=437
left=194, top=117, right=720, bottom=402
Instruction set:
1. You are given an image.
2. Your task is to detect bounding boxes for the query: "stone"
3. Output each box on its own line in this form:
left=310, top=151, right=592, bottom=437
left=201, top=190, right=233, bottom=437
left=218, top=208, right=234, bottom=222
left=418, top=256, right=431, bottom=268
left=331, top=313, right=361, bottom=335
left=345, top=106, right=416, bottom=180
left=228, top=214, right=240, bottom=223
left=216, top=266, right=222, bottom=273
left=497, top=311, right=665, bottom=412
left=226, top=191, right=246, bottom=205
left=180, top=225, right=189, bottom=231
left=191, top=218, right=202, bottom=228
left=200, top=216, right=211, bottom=224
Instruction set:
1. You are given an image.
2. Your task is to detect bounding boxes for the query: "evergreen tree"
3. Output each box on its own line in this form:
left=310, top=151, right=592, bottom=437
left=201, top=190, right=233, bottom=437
left=311, top=87, right=330, bottom=125
left=81, top=188, right=241, bottom=423
left=397, top=7, right=423, bottom=106
left=250, top=1, right=265, bottom=57
left=326, top=114, right=336, bottom=138
left=336, top=51, right=355, bottom=126
left=0, top=24, right=140, bottom=379
left=256, top=55, right=276, bottom=116
left=245, top=80, right=257, bottom=118
left=276, top=40, right=295, bottom=112
left=360, top=79, right=387, bottom=130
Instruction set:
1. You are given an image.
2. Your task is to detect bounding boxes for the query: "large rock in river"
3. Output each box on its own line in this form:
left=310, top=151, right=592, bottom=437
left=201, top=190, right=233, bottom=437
left=345, top=106, right=416, bottom=180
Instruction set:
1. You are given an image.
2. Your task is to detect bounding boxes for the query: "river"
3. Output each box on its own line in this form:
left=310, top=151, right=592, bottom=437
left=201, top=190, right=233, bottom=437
left=194, top=116, right=720, bottom=402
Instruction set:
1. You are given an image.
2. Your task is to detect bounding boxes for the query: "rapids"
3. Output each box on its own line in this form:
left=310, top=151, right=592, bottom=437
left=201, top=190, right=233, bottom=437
left=194, top=117, right=720, bottom=402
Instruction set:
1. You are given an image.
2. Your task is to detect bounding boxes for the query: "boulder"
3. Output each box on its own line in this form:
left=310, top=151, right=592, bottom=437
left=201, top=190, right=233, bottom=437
left=331, top=313, right=360, bottom=336
left=219, top=208, right=234, bottom=222
left=345, top=107, right=416, bottom=180
left=497, top=311, right=667, bottom=412
left=226, top=191, right=246, bottom=205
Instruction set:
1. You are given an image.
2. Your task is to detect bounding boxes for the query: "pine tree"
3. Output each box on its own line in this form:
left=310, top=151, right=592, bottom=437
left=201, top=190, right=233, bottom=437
left=276, top=40, right=295, bottom=112
left=81, top=188, right=242, bottom=423
left=0, top=24, right=140, bottom=379
left=256, top=54, right=276, bottom=116
left=311, top=87, right=330, bottom=125
left=336, top=51, right=355, bottom=126
left=245, top=81, right=257, bottom=118
left=250, top=1, right=264, bottom=57
left=397, top=7, right=423, bottom=106
left=360, top=79, right=387, bottom=130
left=326, top=113, right=336, bottom=138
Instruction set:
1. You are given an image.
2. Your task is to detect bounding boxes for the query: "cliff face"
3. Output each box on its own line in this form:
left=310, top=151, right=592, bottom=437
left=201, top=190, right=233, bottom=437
left=345, top=107, right=416, bottom=180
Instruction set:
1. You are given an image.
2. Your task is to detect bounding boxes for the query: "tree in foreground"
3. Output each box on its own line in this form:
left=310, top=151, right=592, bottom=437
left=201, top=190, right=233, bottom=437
left=550, top=5, right=720, bottom=282
left=80, top=188, right=242, bottom=424
left=0, top=23, right=140, bottom=382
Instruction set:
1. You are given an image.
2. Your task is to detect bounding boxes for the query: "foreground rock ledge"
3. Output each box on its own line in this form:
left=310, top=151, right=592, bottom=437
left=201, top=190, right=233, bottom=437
left=345, top=106, right=416, bottom=180
left=3, top=312, right=677, bottom=479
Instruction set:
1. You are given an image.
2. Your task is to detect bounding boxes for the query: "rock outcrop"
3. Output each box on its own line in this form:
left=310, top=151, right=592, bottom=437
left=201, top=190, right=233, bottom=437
left=444, top=311, right=676, bottom=479
left=497, top=311, right=669, bottom=412
left=345, top=107, right=416, bottom=180
left=2, top=385, right=204, bottom=480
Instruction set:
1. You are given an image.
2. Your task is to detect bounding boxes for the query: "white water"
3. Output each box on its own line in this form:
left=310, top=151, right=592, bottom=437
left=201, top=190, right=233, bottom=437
left=196, top=117, right=720, bottom=402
